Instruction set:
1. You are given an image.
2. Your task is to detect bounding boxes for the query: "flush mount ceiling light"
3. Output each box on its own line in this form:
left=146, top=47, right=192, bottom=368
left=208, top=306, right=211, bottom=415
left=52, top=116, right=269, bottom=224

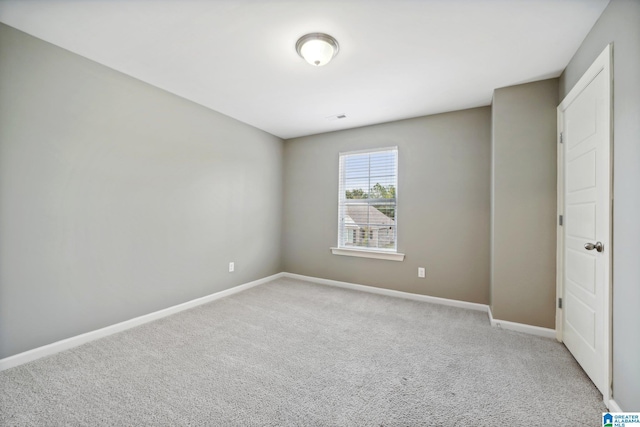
left=295, top=33, right=339, bottom=67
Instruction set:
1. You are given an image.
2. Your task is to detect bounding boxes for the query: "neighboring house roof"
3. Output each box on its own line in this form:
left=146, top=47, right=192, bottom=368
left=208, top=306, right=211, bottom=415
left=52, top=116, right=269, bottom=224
left=345, top=205, right=395, bottom=228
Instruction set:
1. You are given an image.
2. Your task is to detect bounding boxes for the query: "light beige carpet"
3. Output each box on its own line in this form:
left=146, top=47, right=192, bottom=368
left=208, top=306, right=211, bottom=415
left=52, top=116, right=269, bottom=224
left=0, top=277, right=606, bottom=426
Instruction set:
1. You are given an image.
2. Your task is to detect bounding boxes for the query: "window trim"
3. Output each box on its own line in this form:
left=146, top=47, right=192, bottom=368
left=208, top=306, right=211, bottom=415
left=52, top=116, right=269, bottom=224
left=330, top=247, right=405, bottom=261
left=334, top=146, right=401, bottom=260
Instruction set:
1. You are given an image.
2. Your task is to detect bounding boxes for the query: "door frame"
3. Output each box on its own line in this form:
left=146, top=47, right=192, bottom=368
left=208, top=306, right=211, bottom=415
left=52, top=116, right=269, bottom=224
left=556, top=44, right=613, bottom=404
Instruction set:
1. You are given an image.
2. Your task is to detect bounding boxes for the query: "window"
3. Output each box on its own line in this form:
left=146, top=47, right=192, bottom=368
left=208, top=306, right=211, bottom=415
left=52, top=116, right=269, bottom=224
left=336, top=147, right=398, bottom=255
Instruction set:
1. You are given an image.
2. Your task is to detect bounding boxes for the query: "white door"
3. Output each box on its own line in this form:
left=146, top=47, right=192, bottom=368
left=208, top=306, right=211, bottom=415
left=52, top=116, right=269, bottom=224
left=558, top=45, right=611, bottom=401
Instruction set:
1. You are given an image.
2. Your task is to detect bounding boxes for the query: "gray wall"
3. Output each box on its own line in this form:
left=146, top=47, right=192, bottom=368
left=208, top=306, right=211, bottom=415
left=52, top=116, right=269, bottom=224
left=0, top=24, right=283, bottom=359
left=283, top=108, right=491, bottom=304
left=559, top=0, right=640, bottom=411
left=491, top=79, right=559, bottom=329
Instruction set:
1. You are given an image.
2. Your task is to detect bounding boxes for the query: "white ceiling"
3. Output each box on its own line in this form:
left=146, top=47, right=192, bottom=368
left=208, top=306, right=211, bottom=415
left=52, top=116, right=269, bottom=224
left=0, top=0, right=609, bottom=139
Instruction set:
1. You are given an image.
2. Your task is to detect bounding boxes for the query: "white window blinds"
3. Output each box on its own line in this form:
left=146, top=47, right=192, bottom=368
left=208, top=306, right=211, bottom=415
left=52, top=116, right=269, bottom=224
left=338, top=147, right=398, bottom=252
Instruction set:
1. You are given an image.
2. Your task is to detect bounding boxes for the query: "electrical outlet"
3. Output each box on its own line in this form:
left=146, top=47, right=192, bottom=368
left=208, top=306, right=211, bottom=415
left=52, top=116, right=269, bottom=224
left=229, top=262, right=235, bottom=273
left=418, top=267, right=425, bottom=278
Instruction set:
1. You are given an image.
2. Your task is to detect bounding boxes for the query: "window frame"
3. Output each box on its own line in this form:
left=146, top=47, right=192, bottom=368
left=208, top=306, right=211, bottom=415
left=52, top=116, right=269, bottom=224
left=330, top=146, right=405, bottom=262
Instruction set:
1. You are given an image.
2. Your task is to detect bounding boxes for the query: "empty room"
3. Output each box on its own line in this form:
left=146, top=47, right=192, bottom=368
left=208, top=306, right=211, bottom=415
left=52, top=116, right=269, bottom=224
left=1, top=0, right=638, bottom=425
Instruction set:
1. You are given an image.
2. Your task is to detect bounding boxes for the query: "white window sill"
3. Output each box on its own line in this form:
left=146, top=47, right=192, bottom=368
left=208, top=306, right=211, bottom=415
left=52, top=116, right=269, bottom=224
left=330, top=247, right=405, bottom=262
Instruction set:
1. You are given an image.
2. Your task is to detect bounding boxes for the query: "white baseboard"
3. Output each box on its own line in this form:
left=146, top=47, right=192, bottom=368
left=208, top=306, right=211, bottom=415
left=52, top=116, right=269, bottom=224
left=0, top=273, right=284, bottom=372
left=1, top=272, right=560, bottom=371
left=286, top=274, right=558, bottom=340
left=282, top=272, right=490, bottom=312
left=288, top=273, right=558, bottom=339
left=488, top=307, right=556, bottom=339
left=607, top=399, right=622, bottom=412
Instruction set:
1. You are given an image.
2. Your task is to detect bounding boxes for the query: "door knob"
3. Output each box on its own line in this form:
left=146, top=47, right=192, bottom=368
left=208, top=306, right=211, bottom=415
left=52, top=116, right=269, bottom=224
left=584, top=242, right=604, bottom=252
